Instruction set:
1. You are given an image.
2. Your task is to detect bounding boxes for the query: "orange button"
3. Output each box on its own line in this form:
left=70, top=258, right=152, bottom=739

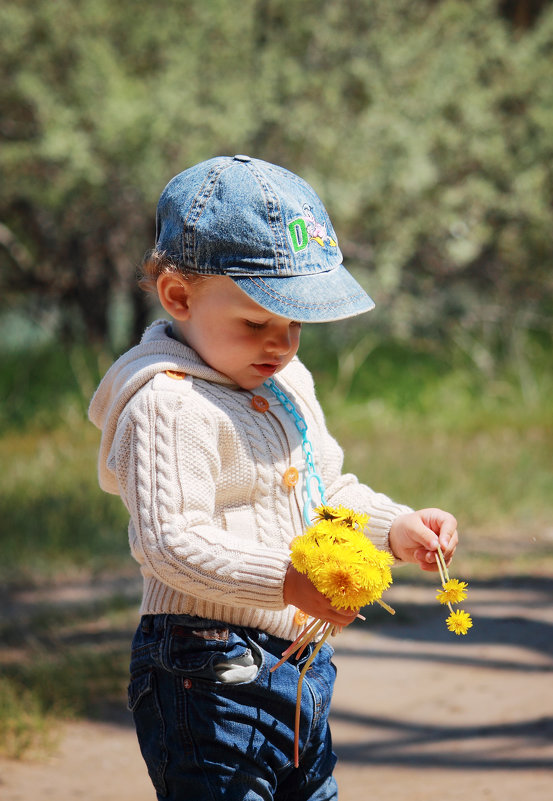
left=294, top=609, right=309, bottom=626
left=283, top=466, right=299, bottom=488
left=165, top=370, right=186, bottom=380
left=251, top=395, right=269, bottom=412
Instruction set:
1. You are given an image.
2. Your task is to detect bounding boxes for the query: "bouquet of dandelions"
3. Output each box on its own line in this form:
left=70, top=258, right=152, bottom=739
left=271, top=504, right=472, bottom=767
left=270, top=505, right=395, bottom=767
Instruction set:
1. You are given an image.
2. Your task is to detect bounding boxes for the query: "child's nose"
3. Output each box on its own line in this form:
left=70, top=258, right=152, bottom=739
left=266, top=328, right=293, bottom=355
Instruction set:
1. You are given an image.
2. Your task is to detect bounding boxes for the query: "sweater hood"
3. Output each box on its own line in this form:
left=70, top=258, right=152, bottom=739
left=88, top=319, right=237, bottom=493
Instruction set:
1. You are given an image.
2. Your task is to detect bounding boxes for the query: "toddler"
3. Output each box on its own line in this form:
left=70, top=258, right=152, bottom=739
left=89, top=155, right=458, bottom=801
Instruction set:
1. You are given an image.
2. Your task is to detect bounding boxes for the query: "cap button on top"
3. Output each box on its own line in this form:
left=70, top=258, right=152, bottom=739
left=233, top=154, right=251, bottom=162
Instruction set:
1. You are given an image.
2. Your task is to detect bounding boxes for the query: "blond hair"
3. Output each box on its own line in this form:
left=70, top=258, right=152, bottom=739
left=138, top=250, right=202, bottom=294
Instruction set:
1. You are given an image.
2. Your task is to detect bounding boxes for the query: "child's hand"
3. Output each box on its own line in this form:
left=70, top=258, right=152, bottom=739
left=283, top=564, right=359, bottom=627
left=388, top=508, right=458, bottom=572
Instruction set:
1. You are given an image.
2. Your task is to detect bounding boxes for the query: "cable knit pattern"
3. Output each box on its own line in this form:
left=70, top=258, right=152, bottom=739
left=89, top=320, right=412, bottom=642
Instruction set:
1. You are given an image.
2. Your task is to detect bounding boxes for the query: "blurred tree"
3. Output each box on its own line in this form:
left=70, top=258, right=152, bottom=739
left=0, top=0, right=552, bottom=367
left=500, top=0, right=550, bottom=28
left=241, top=0, right=553, bottom=370
left=0, top=0, right=261, bottom=344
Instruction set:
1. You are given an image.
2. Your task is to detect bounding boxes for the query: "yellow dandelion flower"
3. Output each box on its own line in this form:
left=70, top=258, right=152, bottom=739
left=334, top=506, right=369, bottom=530
left=361, top=561, right=393, bottom=596
left=312, top=505, right=369, bottom=531
left=290, top=505, right=394, bottom=611
left=358, top=537, right=393, bottom=564
left=436, top=579, right=468, bottom=606
left=306, top=545, right=335, bottom=577
left=313, top=562, right=365, bottom=609
left=307, top=519, right=360, bottom=550
left=352, top=512, right=370, bottom=530
left=312, top=505, right=341, bottom=523
left=342, top=526, right=373, bottom=553
left=446, top=609, right=473, bottom=635
left=289, top=536, right=311, bottom=575
left=310, top=518, right=345, bottom=545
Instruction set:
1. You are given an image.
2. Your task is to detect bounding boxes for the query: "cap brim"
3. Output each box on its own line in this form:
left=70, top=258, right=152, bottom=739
left=231, top=265, right=375, bottom=323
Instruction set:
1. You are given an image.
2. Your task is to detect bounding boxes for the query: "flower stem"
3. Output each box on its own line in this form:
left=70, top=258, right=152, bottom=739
left=376, top=598, right=395, bottom=615
left=294, top=626, right=333, bottom=767
left=270, top=618, right=323, bottom=673
left=436, top=545, right=450, bottom=582
left=435, top=549, right=447, bottom=587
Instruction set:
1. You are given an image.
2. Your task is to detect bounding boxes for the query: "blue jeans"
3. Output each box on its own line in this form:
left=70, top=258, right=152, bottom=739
left=128, top=614, right=338, bottom=800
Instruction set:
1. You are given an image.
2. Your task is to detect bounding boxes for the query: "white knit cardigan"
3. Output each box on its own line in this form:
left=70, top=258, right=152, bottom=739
left=89, top=321, right=411, bottom=642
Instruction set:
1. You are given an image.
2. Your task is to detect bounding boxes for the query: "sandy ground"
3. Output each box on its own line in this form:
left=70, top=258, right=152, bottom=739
left=1, top=577, right=552, bottom=800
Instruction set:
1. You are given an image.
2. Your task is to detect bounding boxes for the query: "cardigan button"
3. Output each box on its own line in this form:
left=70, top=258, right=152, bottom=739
left=294, top=609, right=309, bottom=626
left=165, top=370, right=186, bottom=380
left=251, top=395, right=270, bottom=412
left=183, top=678, right=192, bottom=689
left=283, top=466, right=299, bottom=488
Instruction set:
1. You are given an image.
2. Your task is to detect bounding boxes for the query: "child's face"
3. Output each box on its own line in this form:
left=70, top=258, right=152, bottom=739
left=173, top=276, right=302, bottom=390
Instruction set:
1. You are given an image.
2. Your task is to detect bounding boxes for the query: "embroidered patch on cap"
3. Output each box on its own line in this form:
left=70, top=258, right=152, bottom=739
left=287, top=204, right=338, bottom=253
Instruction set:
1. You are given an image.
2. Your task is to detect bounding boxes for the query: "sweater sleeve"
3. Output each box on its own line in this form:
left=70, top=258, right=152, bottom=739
left=324, top=460, right=413, bottom=556
left=112, top=389, right=291, bottom=611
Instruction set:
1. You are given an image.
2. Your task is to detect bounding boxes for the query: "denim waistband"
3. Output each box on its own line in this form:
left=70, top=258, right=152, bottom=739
left=139, top=613, right=328, bottom=661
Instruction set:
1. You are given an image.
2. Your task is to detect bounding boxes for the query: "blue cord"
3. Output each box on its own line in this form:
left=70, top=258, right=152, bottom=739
left=263, top=378, right=327, bottom=526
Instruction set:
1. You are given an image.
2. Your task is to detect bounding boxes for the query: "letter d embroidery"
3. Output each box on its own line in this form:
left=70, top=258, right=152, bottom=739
left=288, top=218, right=309, bottom=252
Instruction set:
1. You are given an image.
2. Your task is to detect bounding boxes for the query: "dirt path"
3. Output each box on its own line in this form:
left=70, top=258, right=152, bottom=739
left=1, top=578, right=552, bottom=800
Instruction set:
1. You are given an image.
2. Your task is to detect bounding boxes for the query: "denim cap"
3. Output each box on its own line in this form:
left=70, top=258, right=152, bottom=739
left=155, top=155, right=375, bottom=322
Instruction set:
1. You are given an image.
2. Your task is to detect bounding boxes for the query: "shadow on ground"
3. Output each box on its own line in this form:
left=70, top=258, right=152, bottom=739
left=330, top=574, right=553, bottom=774
left=1, top=572, right=552, bottom=772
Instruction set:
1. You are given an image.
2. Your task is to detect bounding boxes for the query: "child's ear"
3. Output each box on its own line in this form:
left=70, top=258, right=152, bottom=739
left=157, top=273, right=192, bottom=320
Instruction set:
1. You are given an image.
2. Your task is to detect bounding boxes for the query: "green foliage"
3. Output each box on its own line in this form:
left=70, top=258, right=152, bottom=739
left=0, top=344, right=93, bottom=431
left=0, top=343, right=129, bottom=583
left=1, top=0, right=552, bottom=361
left=0, top=678, right=57, bottom=760
left=0, top=422, right=129, bottom=582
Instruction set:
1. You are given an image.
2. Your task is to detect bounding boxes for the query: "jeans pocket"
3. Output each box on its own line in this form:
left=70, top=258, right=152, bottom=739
left=128, top=671, right=168, bottom=797
left=212, top=642, right=262, bottom=684
left=165, top=623, right=254, bottom=682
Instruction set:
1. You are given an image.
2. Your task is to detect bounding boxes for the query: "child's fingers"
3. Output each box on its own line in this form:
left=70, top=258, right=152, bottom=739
left=405, top=514, right=440, bottom=551
left=438, top=515, right=458, bottom=547
left=414, top=547, right=442, bottom=569
left=389, top=509, right=458, bottom=568
left=441, top=530, right=458, bottom=564
left=437, top=517, right=458, bottom=564
left=416, top=521, right=458, bottom=569
left=326, top=604, right=359, bottom=627
left=418, top=509, right=458, bottom=561
left=417, top=559, right=439, bottom=572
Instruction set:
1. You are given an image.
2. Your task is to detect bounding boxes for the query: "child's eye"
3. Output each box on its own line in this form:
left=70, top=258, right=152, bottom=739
left=245, top=319, right=302, bottom=330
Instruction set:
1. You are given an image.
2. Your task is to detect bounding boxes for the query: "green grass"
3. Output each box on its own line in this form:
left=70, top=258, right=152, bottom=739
left=0, top=424, right=130, bottom=581
left=328, top=397, right=553, bottom=529
left=1, top=337, right=552, bottom=757
left=0, top=679, right=59, bottom=760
